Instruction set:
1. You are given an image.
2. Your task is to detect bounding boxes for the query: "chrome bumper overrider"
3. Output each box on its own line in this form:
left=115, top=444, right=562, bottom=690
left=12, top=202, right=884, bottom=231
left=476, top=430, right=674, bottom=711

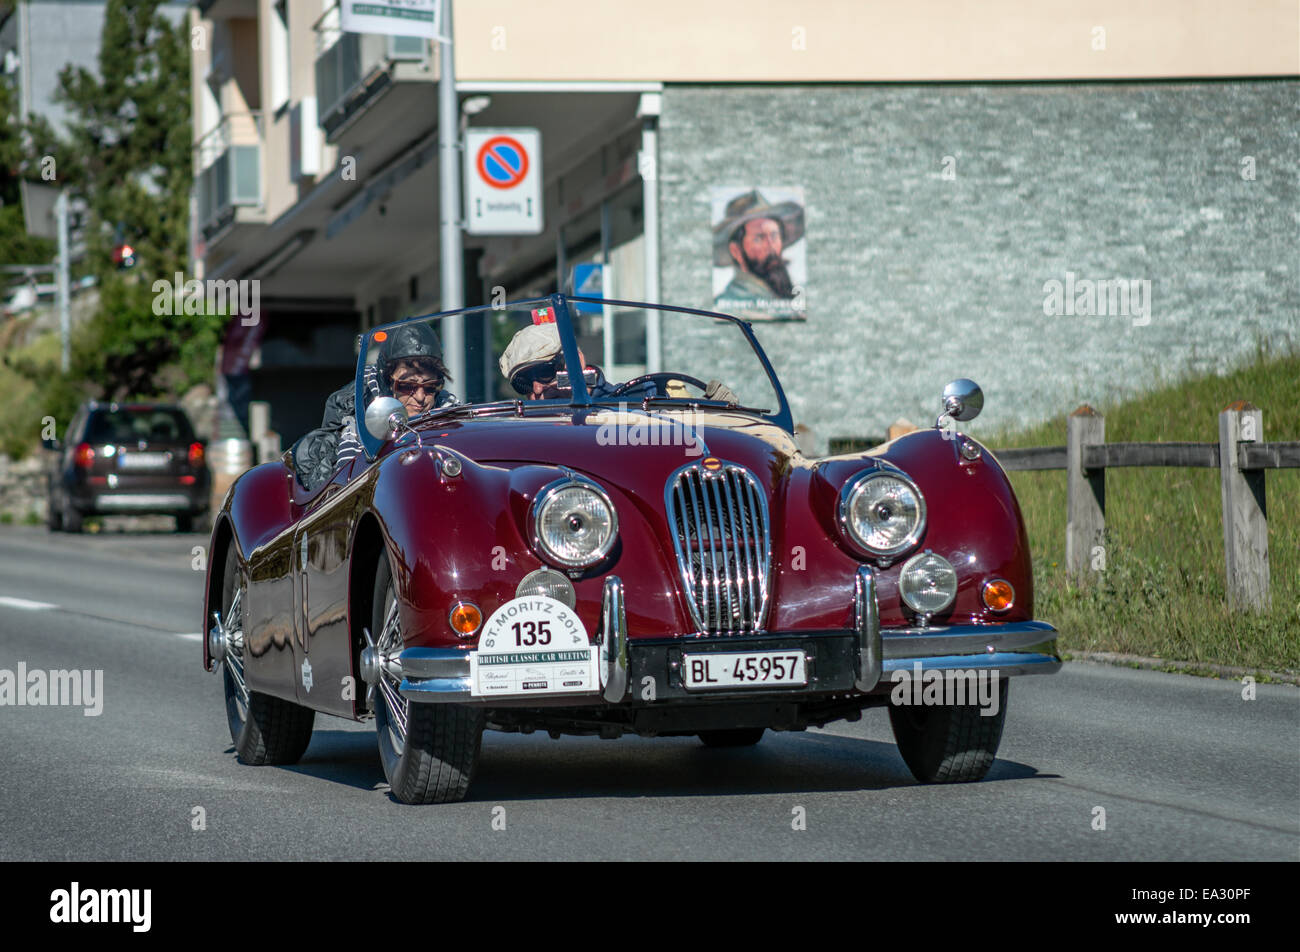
left=380, top=568, right=1057, bottom=705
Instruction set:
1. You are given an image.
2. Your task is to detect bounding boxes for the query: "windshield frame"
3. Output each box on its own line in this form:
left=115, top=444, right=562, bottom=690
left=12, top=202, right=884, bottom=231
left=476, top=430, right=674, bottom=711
left=355, top=294, right=793, bottom=459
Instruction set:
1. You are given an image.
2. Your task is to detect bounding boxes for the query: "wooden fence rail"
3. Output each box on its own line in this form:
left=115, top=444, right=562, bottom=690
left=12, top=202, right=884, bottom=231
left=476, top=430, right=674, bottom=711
left=992, top=402, right=1300, bottom=613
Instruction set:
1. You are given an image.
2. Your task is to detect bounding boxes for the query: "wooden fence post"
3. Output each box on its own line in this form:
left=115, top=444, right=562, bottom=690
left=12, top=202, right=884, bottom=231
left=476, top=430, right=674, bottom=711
left=1219, top=402, right=1270, bottom=612
left=1066, top=405, right=1106, bottom=581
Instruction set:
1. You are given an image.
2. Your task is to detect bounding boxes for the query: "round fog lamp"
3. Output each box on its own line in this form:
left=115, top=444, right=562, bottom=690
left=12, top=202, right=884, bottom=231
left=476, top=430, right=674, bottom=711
left=448, top=602, right=483, bottom=636
left=982, top=579, right=1015, bottom=612
left=516, top=568, right=576, bottom=609
left=899, top=550, right=958, bottom=616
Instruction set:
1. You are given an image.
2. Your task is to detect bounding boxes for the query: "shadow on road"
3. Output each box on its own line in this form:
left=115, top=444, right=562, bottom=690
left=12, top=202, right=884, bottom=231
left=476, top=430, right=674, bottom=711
left=276, top=728, right=1051, bottom=802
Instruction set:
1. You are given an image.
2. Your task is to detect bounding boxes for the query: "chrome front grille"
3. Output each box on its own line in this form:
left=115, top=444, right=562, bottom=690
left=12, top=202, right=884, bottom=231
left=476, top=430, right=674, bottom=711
left=665, top=462, right=771, bottom=633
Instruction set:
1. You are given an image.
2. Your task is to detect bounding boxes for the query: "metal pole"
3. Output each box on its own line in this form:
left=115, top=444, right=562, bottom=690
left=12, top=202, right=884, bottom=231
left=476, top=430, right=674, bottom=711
left=56, top=190, right=70, bottom=373
left=639, top=110, right=661, bottom=372
left=438, top=0, right=465, bottom=387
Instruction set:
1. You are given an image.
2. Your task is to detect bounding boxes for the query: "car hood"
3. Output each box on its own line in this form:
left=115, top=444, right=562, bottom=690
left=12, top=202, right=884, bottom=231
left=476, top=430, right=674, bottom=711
left=411, top=406, right=806, bottom=489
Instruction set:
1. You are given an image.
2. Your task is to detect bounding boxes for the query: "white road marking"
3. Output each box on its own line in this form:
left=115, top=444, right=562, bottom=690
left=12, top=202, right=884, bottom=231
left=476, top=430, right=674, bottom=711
left=0, top=596, right=57, bottom=611
left=175, top=633, right=203, bottom=641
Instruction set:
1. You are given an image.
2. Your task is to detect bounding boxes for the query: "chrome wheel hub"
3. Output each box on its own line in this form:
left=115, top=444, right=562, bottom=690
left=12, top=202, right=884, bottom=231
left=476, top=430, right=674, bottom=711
left=372, top=597, right=409, bottom=752
left=214, top=587, right=249, bottom=718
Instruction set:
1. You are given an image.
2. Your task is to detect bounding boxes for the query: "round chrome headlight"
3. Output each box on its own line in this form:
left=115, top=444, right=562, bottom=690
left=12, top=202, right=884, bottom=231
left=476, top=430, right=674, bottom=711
left=530, top=477, right=618, bottom=569
left=839, top=469, right=926, bottom=559
left=899, top=550, right=958, bottom=616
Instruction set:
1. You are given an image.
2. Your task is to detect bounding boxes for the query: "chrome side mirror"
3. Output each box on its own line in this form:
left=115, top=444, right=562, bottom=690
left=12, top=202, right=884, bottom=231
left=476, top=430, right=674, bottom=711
left=941, top=379, right=983, bottom=423
left=365, top=397, right=409, bottom=440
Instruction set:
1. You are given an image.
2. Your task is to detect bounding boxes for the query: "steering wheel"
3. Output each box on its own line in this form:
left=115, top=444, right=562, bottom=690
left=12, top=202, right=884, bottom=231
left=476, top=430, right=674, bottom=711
left=607, top=372, right=710, bottom=398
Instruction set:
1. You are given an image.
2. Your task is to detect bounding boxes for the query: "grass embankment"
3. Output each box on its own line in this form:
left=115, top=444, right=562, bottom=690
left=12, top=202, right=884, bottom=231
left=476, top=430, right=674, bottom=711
left=0, top=324, right=61, bottom=459
left=980, top=350, right=1299, bottom=675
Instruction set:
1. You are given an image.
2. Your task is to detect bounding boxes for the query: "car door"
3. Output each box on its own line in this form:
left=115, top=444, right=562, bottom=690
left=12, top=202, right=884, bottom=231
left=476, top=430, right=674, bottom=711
left=295, top=458, right=367, bottom=717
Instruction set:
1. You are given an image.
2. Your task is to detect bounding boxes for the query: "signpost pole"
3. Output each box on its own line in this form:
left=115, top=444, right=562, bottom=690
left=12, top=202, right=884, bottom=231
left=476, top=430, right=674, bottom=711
left=55, top=190, right=70, bottom=373
left=437, top=0, right=465, bottom=387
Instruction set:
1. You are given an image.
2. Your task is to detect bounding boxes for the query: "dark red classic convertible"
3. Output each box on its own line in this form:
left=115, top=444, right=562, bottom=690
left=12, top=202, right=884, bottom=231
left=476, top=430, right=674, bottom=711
left=202, top=295, right=1060, bottom=803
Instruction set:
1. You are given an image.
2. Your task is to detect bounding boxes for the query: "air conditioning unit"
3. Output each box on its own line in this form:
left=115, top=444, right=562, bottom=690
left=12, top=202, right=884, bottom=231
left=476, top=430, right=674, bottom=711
left=289, top=98, right=322, bottom=182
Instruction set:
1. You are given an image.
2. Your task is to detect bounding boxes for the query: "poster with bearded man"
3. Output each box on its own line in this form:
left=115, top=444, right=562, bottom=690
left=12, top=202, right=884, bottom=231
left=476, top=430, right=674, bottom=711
left=711, top=186, right=807, bottom=321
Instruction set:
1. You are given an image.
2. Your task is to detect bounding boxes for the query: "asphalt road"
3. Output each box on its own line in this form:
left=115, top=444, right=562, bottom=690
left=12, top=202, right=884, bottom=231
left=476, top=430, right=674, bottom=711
left=0, top=525, right=1296, bottom=861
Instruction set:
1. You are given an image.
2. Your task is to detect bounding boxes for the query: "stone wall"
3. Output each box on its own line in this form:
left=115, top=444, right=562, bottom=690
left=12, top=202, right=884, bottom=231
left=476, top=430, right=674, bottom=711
left=0, top=455, right=47, bottom=524
left=658, top=81, right=1300, bottom=452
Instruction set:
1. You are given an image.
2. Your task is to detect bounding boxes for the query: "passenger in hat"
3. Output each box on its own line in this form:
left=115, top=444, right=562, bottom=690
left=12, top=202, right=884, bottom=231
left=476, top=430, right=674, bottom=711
left=375, top=322, right=456, bottom=418
left=292, top=320, right=458, bottom=491
left=499, top=323, right=739, bottom=405
left=499, top=323, right=588, bottom=399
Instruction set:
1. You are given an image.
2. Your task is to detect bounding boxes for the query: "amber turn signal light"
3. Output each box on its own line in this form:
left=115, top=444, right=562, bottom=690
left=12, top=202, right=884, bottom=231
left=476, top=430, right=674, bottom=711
left=448, top=602, right=483, bottom=636
left=981, top=579, right=1015, bottom=612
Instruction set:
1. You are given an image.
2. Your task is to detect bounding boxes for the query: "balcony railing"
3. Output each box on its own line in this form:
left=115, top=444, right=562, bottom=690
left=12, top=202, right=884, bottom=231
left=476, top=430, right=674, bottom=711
left=194, top=112, right=263, bottom=240
left=314, top=3, right=427, bottom=137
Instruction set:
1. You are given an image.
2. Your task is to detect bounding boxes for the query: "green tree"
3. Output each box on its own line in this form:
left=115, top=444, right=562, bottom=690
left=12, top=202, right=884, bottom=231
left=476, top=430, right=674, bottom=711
left=0, top=80, right=56, bottom=268
left=25, top=0, right=222, bottom=411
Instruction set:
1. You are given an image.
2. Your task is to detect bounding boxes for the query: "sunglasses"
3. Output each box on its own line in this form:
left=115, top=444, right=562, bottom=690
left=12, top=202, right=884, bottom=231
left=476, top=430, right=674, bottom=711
left=392, top=378, right=442, bottom=397
left=524, top=363, right=559, bottom=386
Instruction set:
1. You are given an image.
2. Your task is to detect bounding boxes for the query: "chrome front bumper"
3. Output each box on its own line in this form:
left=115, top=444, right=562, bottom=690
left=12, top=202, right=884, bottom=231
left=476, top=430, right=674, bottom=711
left=394, top=568, right=1059, bottom=704
left=854, top=565, right=1061, bottom=688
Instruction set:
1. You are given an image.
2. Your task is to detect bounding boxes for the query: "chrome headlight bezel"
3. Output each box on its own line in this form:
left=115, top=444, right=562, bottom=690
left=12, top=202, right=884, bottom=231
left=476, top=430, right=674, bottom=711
left=529, top=476, right=619, bottom=570
left=837, top=468, right=927, bottom=561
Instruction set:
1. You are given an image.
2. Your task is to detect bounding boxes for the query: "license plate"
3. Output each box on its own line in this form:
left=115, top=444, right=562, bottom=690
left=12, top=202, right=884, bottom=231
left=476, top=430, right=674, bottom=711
left=118, top=452, right=170, bottom=470
left=682, top=651, right=808, bottom=690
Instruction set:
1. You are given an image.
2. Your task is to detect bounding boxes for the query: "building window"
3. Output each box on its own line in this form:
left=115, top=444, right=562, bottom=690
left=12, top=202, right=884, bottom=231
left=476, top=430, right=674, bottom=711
left=270, top=0, right=291, bottom=112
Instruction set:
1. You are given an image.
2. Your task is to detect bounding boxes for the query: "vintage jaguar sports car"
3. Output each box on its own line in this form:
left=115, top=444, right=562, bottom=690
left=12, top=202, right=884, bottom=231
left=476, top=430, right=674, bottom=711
left=202, top=295, right=1060, bottom=803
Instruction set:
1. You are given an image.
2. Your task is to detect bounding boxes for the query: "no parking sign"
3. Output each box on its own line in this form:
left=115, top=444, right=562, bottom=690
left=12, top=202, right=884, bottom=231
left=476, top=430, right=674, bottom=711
left=464, top=128, right=543, bottom=235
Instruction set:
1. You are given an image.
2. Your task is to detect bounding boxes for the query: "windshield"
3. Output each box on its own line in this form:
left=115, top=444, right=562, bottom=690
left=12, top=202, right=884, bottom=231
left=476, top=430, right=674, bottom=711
left=356, top=296, right=790, bottom=456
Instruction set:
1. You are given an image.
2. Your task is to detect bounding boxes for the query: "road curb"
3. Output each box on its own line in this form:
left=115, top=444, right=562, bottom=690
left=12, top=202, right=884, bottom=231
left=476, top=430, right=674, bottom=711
left=1063, top=649, right=1300, bottom=685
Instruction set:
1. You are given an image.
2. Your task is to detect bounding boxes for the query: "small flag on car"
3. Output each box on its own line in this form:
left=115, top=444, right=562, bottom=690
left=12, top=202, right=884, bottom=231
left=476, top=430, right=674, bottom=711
left=531, top=307, right=555, bottom=325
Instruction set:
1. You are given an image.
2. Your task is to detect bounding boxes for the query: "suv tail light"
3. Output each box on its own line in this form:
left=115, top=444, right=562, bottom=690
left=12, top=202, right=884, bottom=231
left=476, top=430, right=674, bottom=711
left=74, top=443, right=96, bottom=469
left=188, top=442, right=205, bottom=466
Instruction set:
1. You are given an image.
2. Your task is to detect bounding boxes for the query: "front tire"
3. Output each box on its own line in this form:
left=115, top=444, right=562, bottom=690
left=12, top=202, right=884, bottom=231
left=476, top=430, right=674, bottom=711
left=219, top=545, right=315, bottom=765
left=371, top=556, right=483, bottom=804
left=888, top=678, right=1008, bottom=783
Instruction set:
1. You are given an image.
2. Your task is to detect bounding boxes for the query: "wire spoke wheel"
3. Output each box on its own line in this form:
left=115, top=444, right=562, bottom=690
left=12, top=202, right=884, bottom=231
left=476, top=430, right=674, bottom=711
left=220, top=545, right=315, bottom=765
left=374, top=595, right=410, bottom=753
left=371, top=555, right=484, bottom=804
left=222, top=586, right=249, bottom=722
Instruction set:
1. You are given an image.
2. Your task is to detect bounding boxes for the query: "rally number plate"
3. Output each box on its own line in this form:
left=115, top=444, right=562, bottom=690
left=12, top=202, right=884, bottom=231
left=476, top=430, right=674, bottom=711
left=682, top=651, right=808, bottom=691
left=470, top=595, right=598, bottom=698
